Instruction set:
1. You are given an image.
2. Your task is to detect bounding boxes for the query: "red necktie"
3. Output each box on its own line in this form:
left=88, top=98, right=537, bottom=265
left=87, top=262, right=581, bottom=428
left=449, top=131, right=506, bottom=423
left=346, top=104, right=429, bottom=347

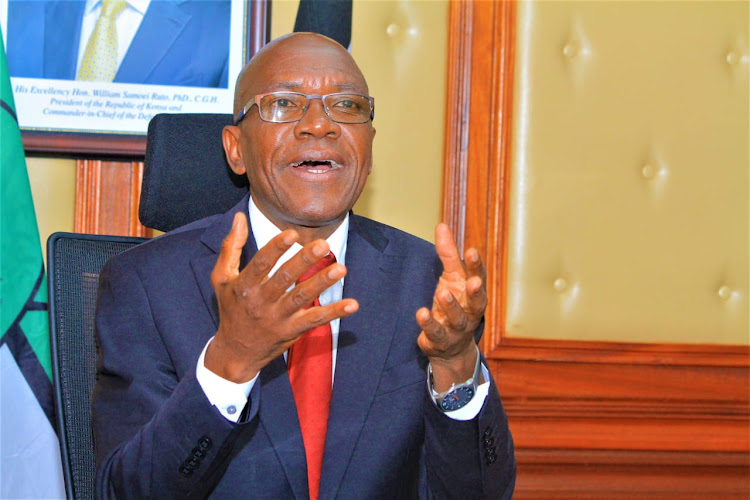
left=287, top=252, right=336, bottom=500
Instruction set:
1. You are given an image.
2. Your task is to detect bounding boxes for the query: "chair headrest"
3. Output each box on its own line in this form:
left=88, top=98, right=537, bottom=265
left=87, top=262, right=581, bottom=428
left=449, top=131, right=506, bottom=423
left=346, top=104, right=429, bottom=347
left=140, top=113, right=249, bottom=233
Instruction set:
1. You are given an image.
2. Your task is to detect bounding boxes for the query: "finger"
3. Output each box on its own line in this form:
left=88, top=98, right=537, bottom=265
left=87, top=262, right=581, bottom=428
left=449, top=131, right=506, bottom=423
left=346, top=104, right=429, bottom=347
left=242, top=229, right=299, bottom=283
left=463, top=247, right=486, bottom=283
left=415, top=306, right=447, bottom=344
left=435, top=223, right=465, bottom=277
left=283, top=262, right=347, bottom=314
left=434, top=289, right=468, bottom=333
left=465, top=275, right=488, bottom=316
left=263, top=239, right=331, bottom=299
left=289, top=298, right=359, bottom=335
left=212, top=212, right=248, bottom=287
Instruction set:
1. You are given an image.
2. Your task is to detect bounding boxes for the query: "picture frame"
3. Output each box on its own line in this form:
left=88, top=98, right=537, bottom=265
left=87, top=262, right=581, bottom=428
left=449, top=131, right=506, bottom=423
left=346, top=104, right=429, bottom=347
left=0, top=0, right=269, bottom=157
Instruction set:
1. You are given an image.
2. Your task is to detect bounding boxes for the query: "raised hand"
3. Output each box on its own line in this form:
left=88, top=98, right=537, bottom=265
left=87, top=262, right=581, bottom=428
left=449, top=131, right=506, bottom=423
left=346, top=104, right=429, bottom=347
left=205, top=212, right=359, bottom=383
left=416, top=223, right=487, bottom=392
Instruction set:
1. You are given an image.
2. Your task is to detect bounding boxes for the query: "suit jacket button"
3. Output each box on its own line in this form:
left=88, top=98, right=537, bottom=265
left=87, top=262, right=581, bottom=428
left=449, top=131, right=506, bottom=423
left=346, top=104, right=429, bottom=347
left=187, top=457, right=200, bottom=469
left=484, top=436, right=494, bottom=448
left=487, top=455, right=497, bottom=465
left=192, top=447, right=205, bottom=459
left=199, top=436, right=212, bottom=450
left=179, top=465, right=192, bottom=477
left=483, top=427, right=492, bottom=438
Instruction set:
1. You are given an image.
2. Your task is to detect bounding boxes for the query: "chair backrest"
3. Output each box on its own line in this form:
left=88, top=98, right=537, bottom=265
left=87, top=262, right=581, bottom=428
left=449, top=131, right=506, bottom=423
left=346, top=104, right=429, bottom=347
left=47, top=232, right=148, bottom=500
left=140, top=113, right=248, bottom=232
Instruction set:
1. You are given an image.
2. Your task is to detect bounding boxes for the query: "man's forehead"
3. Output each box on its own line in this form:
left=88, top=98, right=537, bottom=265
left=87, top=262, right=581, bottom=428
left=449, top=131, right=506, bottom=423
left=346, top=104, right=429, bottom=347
left=234, top=33, right=368, bottom=109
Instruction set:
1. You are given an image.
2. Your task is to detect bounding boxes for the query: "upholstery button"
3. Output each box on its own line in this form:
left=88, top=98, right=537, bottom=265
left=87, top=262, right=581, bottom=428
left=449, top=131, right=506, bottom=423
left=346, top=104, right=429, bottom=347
left=179, top=465, right=192, bottom=477
left=227, top=405, right=237, bottom=415
left=386, top=23, right=400, bottom=37
left=726, top=51, right=739, bottom=65
left=717, top=285, right=732, bottom=301
left=553, top=278, right=567, bottom=293
left=562, top=41, right=579, bottom=58
left=641, top=164, right=656, bottom=179
left=192, top=447, right=205, bottom=459
left=199, top=436, right=212, bottom=450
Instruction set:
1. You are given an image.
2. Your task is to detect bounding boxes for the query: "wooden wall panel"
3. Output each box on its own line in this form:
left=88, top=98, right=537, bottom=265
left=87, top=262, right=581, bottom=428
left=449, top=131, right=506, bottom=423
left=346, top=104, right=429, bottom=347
left=75, top=160, right=152, bottom=237
left=442, top=1, right=749, bottom=497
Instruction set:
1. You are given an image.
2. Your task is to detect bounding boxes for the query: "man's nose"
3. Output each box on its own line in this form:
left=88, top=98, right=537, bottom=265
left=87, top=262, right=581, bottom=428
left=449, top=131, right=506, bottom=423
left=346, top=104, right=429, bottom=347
left=294, top=98, right=341, bottom=139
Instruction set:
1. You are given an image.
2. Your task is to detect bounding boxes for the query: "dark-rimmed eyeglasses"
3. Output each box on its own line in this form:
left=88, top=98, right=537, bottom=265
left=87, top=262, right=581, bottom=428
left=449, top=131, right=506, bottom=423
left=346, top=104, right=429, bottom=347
left=233, top=92, right=375, bottom=125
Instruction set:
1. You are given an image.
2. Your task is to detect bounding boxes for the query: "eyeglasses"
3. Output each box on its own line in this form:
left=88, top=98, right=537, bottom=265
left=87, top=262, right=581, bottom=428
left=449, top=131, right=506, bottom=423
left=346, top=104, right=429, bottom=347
left=233, top=91, right=375, bottom=125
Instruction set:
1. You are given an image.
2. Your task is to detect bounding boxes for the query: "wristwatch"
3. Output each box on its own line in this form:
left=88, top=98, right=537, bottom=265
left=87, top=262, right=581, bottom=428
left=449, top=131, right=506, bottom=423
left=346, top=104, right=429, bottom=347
left=428, top=345, right=482, bottom=412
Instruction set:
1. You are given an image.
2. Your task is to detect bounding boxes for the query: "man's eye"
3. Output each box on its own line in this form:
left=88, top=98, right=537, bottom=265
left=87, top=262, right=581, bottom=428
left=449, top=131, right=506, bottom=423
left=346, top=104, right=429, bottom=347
left=273, top=98, right=293, bottom=108
left=333, top=99, right=361, bottom=111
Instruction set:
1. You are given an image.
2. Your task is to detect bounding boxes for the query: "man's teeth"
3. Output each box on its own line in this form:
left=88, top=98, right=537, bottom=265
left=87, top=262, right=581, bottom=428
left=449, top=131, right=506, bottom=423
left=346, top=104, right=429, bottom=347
left=290, top=160, right=343, bottom=173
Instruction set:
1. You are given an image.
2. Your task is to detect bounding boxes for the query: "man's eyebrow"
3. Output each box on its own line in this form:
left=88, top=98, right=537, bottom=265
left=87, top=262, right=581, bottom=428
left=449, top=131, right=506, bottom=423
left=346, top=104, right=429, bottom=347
left=264, top=81, right=363, bottom=92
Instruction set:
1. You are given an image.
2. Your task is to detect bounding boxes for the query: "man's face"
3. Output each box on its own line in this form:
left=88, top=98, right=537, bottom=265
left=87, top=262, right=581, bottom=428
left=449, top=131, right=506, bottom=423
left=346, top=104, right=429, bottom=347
left=226, top=35, right=375, bottom=234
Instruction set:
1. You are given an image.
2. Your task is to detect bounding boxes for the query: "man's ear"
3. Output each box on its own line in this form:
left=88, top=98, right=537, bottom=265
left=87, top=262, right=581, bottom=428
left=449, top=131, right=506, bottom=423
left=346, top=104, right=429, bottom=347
left=222, top=125, right=247, bottom=175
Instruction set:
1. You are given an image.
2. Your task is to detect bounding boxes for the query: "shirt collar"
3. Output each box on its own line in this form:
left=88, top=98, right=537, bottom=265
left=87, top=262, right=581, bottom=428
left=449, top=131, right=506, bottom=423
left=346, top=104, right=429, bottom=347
left=248, top=196, right=349, bottom=275
left=84, top=0, right=150, bottom=15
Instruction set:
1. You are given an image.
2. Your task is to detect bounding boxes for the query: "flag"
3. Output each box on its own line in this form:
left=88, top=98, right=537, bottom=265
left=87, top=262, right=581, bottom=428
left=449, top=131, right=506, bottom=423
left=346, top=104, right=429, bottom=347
left=0, top=30, right=66, bottom=498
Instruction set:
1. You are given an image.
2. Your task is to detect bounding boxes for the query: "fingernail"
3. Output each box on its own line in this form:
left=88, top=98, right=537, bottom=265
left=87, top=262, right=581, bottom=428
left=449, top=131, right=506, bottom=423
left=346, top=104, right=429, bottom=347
left=444, top=292, right=453, bottom=302
left=312, top=242, right=326, bottom=257
left=344, top=303, right=357, bottom=313
left=283, top=233, right=295, bottom=245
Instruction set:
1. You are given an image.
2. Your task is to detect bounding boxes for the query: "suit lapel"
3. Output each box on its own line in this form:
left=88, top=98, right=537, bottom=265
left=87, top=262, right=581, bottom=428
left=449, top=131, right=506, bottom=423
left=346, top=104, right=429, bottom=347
left=190, top=196, right=308, bottom=497
left=319, top=217, right=404, bottom=498
left=191, top=207, right=401, bottom=498
left=117, top=0, right=191, bottom=82
left=191, top=195, right=255, bottom=329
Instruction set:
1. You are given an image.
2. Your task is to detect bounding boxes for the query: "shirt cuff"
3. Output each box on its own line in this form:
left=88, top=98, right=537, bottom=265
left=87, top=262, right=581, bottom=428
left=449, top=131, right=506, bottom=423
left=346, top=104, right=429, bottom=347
left=429, top=364, right=491, bottom=421
left=195, top=337, right=258, bottom=423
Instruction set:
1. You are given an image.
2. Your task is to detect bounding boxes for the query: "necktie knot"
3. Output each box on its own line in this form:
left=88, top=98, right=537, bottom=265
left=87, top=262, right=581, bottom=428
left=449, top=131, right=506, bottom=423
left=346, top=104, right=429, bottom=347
left=296, top=252, right=336, bottom=285
left=102, top=0, right=128, bottom=17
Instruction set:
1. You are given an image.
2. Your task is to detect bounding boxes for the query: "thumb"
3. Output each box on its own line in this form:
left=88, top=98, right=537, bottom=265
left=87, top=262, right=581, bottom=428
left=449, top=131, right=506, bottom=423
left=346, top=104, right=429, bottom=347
left=212, top=212, right=248, bottom=286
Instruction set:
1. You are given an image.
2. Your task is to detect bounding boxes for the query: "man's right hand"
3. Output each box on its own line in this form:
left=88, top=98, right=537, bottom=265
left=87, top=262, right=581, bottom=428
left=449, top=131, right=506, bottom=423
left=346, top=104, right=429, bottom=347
left=204, top=212, right=359, bottom=383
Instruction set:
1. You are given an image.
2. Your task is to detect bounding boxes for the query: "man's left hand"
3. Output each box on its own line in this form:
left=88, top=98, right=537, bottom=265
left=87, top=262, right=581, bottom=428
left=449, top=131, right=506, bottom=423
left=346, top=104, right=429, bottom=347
left=417, top=223, right=487, bottom=393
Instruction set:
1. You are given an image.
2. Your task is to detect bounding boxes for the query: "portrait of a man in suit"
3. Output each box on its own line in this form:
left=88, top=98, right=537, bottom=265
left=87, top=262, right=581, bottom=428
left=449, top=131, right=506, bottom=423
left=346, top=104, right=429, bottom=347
left=6, top=0, right=230, bottom=88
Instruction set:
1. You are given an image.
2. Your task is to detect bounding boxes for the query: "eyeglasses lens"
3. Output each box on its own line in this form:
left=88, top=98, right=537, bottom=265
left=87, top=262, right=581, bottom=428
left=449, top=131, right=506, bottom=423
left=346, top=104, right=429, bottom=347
left=258, top=93, right=372, bottom=123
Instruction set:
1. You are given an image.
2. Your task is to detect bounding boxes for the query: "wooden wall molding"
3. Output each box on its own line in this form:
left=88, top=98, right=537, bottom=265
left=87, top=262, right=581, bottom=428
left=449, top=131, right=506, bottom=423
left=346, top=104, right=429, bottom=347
left=442, top=1, right=749, bottom=497
left=75, top=160, right=152, bottom=237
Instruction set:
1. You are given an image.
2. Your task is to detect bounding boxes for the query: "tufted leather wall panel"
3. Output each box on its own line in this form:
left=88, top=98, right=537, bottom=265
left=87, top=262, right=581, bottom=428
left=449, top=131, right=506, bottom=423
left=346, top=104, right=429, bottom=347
left=505, top=0, right=749, bottom=344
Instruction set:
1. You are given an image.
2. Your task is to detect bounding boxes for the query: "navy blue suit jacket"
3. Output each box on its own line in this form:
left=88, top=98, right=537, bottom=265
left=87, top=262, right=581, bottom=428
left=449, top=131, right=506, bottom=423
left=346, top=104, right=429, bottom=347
left=7, top=0, right=230, bottom=88
left=92, top=195, right=515, bottom=498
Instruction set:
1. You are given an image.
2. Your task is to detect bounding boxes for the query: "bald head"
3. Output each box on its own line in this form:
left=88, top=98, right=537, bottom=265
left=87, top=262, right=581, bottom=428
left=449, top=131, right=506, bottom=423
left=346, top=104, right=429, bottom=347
left=233, top=33, right=368, bottom=115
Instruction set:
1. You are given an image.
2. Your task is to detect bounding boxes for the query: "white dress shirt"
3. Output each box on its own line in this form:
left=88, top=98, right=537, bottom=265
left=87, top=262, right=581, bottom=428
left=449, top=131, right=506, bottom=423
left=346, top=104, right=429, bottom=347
left=196, top=197, right=489, bottom=422
left=76, top=0, right=151, bottom=75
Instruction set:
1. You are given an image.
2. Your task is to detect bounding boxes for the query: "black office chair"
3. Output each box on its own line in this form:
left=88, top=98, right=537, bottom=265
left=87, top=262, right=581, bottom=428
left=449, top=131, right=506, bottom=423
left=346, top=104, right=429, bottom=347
left=48, top=113, right=246, bottom=499
left=48, top=233, right=148, bottom=499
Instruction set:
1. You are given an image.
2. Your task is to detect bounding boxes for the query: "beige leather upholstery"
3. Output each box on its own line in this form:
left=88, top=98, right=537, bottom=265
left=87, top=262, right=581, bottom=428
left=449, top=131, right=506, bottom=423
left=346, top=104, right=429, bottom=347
left=505, top=0, right=749, bottom=344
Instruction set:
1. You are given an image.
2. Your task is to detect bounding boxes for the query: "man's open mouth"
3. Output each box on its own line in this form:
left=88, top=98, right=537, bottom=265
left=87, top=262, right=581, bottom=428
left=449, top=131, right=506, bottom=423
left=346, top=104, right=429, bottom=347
left=290, top=160, right=343, bottom=174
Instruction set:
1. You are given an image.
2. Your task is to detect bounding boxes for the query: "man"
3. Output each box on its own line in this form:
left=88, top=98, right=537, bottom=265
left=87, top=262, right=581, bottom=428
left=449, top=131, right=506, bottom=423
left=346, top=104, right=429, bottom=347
left=93, top=33, right=515, bottom=498
left=6, top=0, right=230, bottom=87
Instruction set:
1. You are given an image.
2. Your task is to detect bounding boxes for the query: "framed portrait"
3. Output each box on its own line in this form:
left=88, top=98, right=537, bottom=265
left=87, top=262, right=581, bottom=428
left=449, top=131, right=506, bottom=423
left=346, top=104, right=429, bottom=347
left=0, top=0, right=269, bottom=157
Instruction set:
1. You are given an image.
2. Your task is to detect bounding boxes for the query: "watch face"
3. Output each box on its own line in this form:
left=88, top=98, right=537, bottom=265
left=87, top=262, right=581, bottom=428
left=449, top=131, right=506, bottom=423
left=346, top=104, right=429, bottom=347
left=440, top=386, right=475, bottom=411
